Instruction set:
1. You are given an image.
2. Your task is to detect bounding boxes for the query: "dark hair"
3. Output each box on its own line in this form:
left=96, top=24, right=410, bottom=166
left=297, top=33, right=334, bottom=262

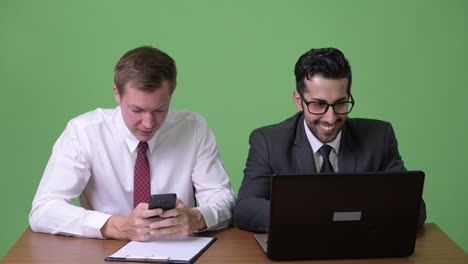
left=114, top=46, right=177, bottom=95
left=294, top=47, right=352, bottom=94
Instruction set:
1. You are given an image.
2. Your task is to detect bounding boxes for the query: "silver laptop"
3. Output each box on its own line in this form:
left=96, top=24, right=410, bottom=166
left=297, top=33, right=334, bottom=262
left=255, top=171, right=425, bottom=260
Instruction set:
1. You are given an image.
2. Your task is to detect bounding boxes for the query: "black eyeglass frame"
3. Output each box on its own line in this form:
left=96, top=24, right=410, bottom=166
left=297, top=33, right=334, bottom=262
left=299, top=92, right=355, bottom=115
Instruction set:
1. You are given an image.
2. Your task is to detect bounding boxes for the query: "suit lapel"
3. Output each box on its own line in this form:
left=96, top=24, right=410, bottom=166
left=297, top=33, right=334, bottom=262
left=338, top=121, right=357, bottom=172
left=292, top=115, right=318, bottom=173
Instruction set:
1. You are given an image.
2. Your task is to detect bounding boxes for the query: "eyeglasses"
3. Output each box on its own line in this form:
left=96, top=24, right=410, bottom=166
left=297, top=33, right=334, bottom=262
left=299, top=93, right=355, bottom=115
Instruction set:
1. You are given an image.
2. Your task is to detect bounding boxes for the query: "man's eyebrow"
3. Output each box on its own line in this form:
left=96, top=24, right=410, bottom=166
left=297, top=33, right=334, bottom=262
left=333, top=96, right=349, bottom=103
left=129, top=104, right=169, bottom=111
left=309, top=96, right=348, bottom=103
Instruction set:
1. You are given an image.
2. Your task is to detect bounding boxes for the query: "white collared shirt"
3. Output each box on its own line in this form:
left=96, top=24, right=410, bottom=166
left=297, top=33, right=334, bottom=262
left=29, top=107, right=235, bottom=238
left=303, top=119, right=341, bottom=172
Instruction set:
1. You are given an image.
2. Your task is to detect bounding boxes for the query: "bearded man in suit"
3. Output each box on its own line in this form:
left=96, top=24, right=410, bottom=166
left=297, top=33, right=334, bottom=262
left=234, top=47, right=426, bottom=233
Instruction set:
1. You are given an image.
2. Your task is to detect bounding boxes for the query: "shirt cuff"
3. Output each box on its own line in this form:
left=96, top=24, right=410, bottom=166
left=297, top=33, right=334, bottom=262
left=83, top=211, right=112, bottom=239
left=195, top=205, right=216, bottom=231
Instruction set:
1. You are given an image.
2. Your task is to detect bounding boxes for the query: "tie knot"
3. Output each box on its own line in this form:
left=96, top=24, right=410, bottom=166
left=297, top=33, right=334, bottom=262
left=318, top=144, right=333, bottom=158
left=138, top=141, right=149, bottom=153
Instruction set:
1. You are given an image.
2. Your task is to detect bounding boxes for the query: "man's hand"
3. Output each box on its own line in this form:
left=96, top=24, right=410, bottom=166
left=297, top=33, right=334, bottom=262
left=100, top=203, right=163, bottom=241
left=148, top=199, right=207, bottom=237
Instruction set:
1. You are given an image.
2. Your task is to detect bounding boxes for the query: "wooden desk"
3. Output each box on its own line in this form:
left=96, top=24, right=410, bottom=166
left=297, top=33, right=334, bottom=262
left=1, top=224, right=466, bottom=264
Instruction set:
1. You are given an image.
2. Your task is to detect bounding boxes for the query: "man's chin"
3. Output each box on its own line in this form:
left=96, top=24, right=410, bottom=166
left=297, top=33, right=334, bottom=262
left=135, top=132, right=154, bottom=142
left=318, top=132, right=338, bottom=143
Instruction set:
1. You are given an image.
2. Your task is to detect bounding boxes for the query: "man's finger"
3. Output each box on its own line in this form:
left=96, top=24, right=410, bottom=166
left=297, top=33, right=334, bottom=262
left=149, top=216, right=179, bottom=229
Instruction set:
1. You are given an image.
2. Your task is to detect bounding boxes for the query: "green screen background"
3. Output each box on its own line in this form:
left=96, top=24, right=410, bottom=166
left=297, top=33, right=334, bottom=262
left=1, top=0, right=467, bottom=257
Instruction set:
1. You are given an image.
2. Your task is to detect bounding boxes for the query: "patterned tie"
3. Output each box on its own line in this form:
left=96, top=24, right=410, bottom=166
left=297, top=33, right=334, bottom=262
left=134, top=141, right=150, bottom=208
left=318, top=144, right=334, bottom=173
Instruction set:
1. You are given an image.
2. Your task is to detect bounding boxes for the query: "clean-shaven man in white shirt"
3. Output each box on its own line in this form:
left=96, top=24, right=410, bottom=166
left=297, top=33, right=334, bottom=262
left=29, top=46, right=235, bottom=241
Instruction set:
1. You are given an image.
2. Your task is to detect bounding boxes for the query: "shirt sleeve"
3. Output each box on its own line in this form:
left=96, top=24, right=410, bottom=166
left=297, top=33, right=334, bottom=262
left=189, top=115, right=236, bottom=231
left=29, top=120, right=111, bottom=238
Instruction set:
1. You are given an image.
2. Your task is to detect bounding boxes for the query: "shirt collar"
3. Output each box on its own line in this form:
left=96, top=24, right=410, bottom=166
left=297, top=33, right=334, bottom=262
left=303, top=119, right=341, bottom=154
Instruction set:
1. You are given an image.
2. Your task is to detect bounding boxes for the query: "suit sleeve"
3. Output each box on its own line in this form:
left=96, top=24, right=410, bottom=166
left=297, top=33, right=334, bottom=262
left=383, top=123, right=426, bottom=227
left=234, top=129, right=272, bottom=233
left=382, top=122, right=405, bottom=171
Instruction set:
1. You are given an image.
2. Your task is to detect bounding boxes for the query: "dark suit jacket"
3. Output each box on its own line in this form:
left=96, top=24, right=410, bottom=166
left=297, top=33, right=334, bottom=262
left=234, top=112, right=426, bottom=232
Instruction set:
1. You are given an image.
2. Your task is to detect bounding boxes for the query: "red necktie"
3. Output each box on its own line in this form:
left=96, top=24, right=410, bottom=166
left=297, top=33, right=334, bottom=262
left=134, top=141, right=150, bottom=208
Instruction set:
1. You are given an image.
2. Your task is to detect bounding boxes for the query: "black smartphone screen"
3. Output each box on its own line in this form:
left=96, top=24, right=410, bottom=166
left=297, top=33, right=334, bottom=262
left=148, top=193, right=177, bottom=210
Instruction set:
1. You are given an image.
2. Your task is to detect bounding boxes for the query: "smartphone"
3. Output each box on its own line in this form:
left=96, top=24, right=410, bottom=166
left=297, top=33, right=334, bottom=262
left=148, top=193, right=177, bottom=210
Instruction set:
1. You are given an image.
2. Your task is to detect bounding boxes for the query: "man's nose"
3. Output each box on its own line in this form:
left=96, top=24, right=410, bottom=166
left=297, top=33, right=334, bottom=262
left=321, top=106, right=337, bottom=123
left=141, top=113, right=155, bottom=128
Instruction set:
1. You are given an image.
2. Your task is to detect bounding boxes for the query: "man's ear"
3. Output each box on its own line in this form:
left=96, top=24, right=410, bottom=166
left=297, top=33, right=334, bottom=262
left=293, top=90, right=303, bottom=112
left=113, top=85, right=121, bottom=105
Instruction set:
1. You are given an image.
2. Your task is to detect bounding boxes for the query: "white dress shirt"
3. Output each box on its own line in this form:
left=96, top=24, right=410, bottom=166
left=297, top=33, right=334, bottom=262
left=303, top=119, right=341, bottom=172
left=29, top=107, right=235, bottom=238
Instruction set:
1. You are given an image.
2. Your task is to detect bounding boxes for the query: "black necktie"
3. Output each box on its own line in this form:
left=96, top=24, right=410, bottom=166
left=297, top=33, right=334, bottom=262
left=318, top=145, right=334, bottom=173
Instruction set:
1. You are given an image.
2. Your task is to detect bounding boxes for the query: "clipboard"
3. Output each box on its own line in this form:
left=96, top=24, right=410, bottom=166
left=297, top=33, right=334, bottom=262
left=105, top=236, right=216, bottom=263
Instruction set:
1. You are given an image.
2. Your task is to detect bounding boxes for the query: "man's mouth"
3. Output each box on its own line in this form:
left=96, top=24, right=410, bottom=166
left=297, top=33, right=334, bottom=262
left=139, top=130, right=153, bottom=135
left=319, top=123, right=335, bottom=131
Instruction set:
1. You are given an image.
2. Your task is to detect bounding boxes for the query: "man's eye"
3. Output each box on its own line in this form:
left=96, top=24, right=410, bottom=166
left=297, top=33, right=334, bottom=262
left=132, top=109, right=142, bottom=113
left=313, top=101, right=327, bottom=107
